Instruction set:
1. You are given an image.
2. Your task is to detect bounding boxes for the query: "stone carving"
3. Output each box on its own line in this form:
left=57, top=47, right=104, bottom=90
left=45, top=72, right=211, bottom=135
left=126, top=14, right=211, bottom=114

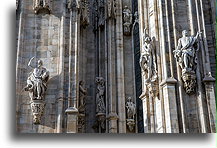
left=134, top=11, right=139, bottom=23
left=139, top=29, right=158, bottom=99
left=123, top=6, right=132, bottom=36
left=33, top=0, right=51, bottom=14
left=174, top=30, right=201, bottom=94
left=78, top=81, right=87, bottom=133
left=24, top=57, right=49, bottom=124
left=107, top=0, right=117, bottom=18
left=126, top=97, right=136, bottom=132
left=95, top=77, right=106, bottom=130
left=67, top=0, right=80, bottom=10
left=96, top=77, right=106, bottom=114
left=80, top=0, right=90, bottom=28
left=78, top=81, right=87, bottom=113
left=30, top=100, right=45, bottom=124
left=98, top=0, right=105, bottom=27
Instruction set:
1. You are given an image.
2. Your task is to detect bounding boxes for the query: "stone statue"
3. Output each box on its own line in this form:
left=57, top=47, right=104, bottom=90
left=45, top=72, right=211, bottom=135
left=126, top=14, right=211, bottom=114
left=139, top=29, right=159, bottom=100
left=174, top=30, right=201, bottom=74
left=78, top=81, right=87, bottom=113
left=123, top=6, right=132, bottom=36
left=126, top=97, right=136, bottom=132
left=25, top=57, right=49, bottom=100
left=126, top=97, right=136, bottom=120
left=96, top=77, right=106, bottom=114
left=174, top=30, right=201, bottom=94
left=140, top=28, right=157, bottom=84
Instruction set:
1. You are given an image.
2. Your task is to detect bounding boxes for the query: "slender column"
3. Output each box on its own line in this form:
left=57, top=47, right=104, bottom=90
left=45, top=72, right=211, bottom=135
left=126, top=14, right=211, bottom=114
left=107, top=18, right=118, bottom=133
left=56, top=8, right=66, bottom=133
left=170, top=0, right=187, bottom=133
left=66, top=1, right=80, bottom=133
left=116, top=0, right=126, bottom=133
left=158, top=0, right=179, bottom=133
left=198, top=0, right=216, bottom=132
left=16, top=1, right=24, bottom=131
left=195, top=0, right=216, bottom=133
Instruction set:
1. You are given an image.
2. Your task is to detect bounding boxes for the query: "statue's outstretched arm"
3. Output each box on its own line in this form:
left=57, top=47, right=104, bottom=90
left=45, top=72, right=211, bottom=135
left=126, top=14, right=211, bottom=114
left=195, top=31, right=202, bottom=39
left=28, top=57, right=35, bottom=69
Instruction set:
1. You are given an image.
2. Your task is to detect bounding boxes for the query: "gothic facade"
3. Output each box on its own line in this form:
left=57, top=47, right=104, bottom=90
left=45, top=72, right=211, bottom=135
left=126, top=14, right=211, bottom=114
left=16, top=0, right=216, bottom=133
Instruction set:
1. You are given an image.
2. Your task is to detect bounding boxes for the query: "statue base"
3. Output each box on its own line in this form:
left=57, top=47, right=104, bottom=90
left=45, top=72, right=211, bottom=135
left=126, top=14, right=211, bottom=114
left=182, top=71, right=196, bottom=95
left=126, top=119, right=135, bottom=132
left=30, top=100, right=45, bottom=124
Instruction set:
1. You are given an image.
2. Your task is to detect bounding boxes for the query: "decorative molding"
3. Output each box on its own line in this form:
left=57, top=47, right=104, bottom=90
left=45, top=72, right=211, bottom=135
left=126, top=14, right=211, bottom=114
left=33, top=0, right=51, bottom=14
left=107, top=0, right=117, bottom=19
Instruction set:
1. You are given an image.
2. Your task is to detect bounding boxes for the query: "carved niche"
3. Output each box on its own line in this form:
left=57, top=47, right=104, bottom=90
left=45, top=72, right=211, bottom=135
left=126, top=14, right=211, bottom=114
left=139, top=29, right=159, bottom=99
left=174, top=30, right=201, bottom=94
left=126, top=97, right=136, bottom=132
left=33, top=0, right=51, bottom=14
left=24, top=57, right=49, bottom=124
left=123, top=6, right=132, bottom=36
left=95, top=77, right=106, bottom=130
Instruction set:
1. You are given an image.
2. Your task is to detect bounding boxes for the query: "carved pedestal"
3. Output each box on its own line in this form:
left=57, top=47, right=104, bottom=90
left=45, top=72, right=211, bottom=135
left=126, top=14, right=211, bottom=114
left=182, top=71, right=196, bottom=95
left=126, top=119, right=135, bottom=132
left=30, top=100, right=45, bottom=124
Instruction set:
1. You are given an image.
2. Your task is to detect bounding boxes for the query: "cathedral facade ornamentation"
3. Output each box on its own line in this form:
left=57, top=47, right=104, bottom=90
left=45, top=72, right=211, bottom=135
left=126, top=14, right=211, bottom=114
left=126, top=97, right=136, bottom=132
left=174, top=30, right=201, bottom=94
left=24, top=57, right=49, bottom=124
left=80, top=0, right=90, bottom=28
left=33, top=0, right=51, bottom=14
left=95, top=77, right=106, bottom=130
left=123, top=6, right=132, bottom=36
left=139, top=29, right=158, bottom=99
left=107, top=0, right=117, bottom=19
left=78, top=81, right=87, bottom=133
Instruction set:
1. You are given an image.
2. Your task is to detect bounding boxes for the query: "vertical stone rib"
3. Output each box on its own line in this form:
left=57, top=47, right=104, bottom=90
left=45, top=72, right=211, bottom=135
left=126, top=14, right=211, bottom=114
left=116, top=0, right=126, bottom=133
left=56, top=10, right=66, bottom=133
left=158, top=0, right=179, bottom=133
left=171, top=0, right=187, bottom=133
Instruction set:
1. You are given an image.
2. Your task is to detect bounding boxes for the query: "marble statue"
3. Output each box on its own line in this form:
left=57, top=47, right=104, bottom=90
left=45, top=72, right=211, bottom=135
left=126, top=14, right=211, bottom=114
left=126, top=97, right=136, bottom=132
left=78, top=81, right=87, bottom=112
left=174, top=30, right=201, bottom=74
left=25, top=57, right=49, bottom=100
left=174, top=30, right=201, bottom=94
left=96, top=77, right=106, bottom=114
left=126, top=97, right=136, bottom=120
left=123, top=6, right=132, bottom=36
left=140, top=28, right=157, bottom=83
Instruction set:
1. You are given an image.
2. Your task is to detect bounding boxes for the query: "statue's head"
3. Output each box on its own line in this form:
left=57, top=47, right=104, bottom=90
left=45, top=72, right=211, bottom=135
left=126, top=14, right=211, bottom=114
left=144, top=36, right=151, bottom=43
left=79, top=81, right=84, bottom=86
left=182, top=30, right=188, bottom=36
left=127, top=97, right=132, bottom=102
left=124, top=6, right=128, bottom=9
left=37, top=60, right=43, bottom=67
